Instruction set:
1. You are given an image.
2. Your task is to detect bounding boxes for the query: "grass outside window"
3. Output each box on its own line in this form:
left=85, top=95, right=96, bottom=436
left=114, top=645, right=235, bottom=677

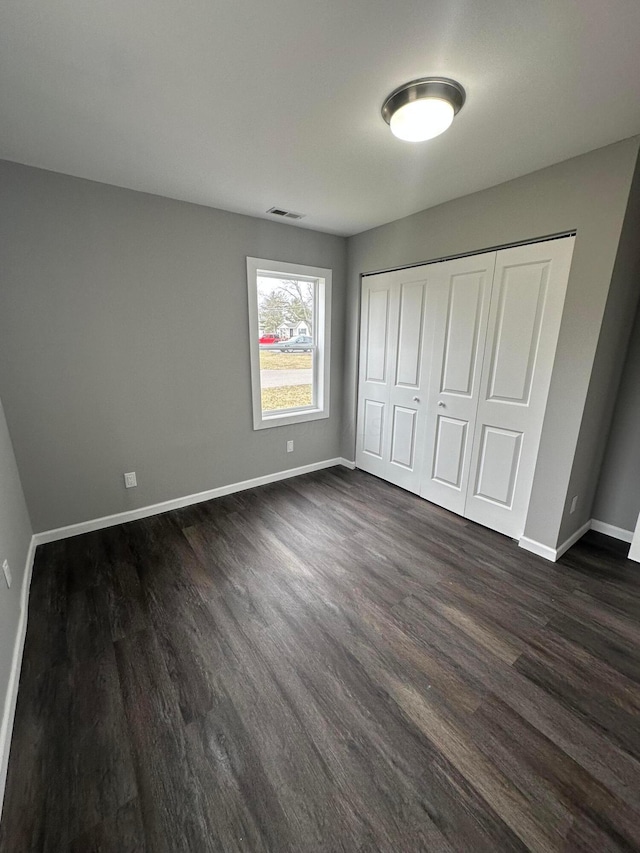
left=259, top=350, right=312, bottom=411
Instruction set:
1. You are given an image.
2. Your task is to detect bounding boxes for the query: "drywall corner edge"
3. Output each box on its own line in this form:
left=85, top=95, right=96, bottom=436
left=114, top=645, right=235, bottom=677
left=555, top=520, right=593, bottom=559
left=629, top=516, right=640, bottom=562
left=518, top=536, right=559, bottom=562
left=0, top=536, right=36, bottom=820
left=519, top=519, right=591, bottom=562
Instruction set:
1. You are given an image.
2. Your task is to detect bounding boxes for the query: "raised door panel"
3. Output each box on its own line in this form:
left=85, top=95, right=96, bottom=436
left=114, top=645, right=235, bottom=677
left=395, top=282, right=425, bottom=388
left=465, top=236, right=575, bottom=538
left=473, top=426, right=523, bottom=507
left=420, top=253, right=497, bottom=515
left=432, top=416, right=468, bottom=488
left=390, top=406, right=417, bottom=469
left=441, top=272, right=485, bottom=396
left=362, top=399, right=386, bottom=459
left=486, top=262, right=548, bottom=404
left=365, top=289, right=390, bottom=383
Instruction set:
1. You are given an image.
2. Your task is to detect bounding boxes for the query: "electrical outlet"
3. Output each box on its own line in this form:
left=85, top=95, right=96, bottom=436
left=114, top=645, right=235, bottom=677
left=286, top=440, right=294, bottom=453
left=124, top=472, right=137, bottom=489
left=570, top=494, right=578, bottom=514
left=2, top=560, right=11, bottom=589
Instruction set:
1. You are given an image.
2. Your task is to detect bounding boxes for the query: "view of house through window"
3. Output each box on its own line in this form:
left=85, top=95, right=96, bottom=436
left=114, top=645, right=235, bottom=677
left=257, top=275, right=316, bottom=413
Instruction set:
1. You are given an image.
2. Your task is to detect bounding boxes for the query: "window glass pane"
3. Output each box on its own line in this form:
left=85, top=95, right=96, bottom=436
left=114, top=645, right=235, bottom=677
left=260, top=349, right=314, bottom=413
left=257, top=276, right=315, bottom=414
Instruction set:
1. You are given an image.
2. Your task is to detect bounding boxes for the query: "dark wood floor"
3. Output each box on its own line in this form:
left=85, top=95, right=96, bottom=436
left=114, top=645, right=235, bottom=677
left=2, top=467, right=640, bottom=852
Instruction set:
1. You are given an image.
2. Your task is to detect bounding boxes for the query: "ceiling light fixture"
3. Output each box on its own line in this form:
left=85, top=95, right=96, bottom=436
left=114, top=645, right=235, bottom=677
left=382, top=77, right=466, bottom=142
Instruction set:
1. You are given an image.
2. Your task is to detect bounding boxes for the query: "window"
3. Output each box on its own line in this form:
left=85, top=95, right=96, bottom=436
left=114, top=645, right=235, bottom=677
left=247, top=257, right=331, bottom=430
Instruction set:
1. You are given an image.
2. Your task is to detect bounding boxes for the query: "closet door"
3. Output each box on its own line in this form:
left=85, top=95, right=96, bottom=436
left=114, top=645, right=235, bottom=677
left=356, top=266, right=430, bottom=492
left=420, top=253, right=496, bottom=514
left=464, top=237, right=575, bottom=538
left=356, top=272, right=394, bottom=481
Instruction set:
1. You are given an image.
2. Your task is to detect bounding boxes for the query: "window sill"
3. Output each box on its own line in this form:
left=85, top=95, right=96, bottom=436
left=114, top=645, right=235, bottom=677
left=253, top=406, right=330, bottom=431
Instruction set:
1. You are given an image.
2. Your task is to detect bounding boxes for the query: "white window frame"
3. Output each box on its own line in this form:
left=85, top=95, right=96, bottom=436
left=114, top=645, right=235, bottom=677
left=247, top=257, right=331, bottom=431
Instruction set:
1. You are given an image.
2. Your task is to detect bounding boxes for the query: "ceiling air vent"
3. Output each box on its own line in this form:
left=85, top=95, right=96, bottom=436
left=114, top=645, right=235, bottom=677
left=267, top=207, right=305, bottom=220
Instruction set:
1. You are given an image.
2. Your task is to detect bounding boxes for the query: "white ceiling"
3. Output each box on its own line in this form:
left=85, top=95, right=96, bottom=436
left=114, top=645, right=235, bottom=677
left=2, top=0, right=640, bottom=236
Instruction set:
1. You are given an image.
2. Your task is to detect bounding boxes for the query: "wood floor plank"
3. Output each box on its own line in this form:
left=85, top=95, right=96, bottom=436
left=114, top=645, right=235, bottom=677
left=3, top=467, right=640, bottom=851
left=380, top=678, right=566, bottom=850
left=471, top=696, right=640, bottom=850
left=212, top=578, right=524, bottom=850
left=1, top=645, right=136, bottom=850
left=66, top=645, right=138, bottom=840
left=513, top=625, right=640, bottom=760
left=184, top=698, right=296, bottom=853
left=546, top=610, right=640, bottom=684
left=0, top=662, right=72, bottom=852
left=69, top=798, right=146, bottom=853
left=113, top=629, right=216, bottom=853
left=392, top=593, right=640, bottom=812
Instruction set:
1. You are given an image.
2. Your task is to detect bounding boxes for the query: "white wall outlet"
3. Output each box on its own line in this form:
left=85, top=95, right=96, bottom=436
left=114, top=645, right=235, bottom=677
left=2, top=559, right=11, bottom=589
left=124, top=471, right=137, bottom=489
left=286, top=440, right=294, bottom=453
left=570, top=494, right=578, bottom=514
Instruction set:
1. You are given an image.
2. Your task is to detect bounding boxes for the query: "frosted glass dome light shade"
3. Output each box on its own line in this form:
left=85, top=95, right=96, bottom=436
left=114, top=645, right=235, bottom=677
left=389, top=98, right=454, bottom=142
left=382, top=77, right=465, bottom=143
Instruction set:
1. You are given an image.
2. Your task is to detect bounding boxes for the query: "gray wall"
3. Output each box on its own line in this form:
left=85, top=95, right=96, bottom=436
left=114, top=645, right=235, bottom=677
left=345, top=137, right=640, bottom=550
left=2, top=141, right=639, bottom=547
left=0, top=161, right=347, bottom=532
left=592, top=298, right=640, bottom=532
left=559, top=152, right=640, bottom=541
left=0, top=395, right=33, bottom=801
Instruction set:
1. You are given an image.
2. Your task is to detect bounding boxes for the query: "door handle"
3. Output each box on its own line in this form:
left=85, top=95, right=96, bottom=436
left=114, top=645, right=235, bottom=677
left=437, top=401, right=446, bottom=407
left=412, top=396, right=420, bottom=402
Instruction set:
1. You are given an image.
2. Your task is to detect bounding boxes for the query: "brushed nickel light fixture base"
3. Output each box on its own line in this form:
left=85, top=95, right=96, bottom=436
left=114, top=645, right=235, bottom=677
left=382, top=77, right=466, bottom=141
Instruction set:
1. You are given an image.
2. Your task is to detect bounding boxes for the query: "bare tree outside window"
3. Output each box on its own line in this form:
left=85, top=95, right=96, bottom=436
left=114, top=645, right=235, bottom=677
left=259, top=290, right=289, bottom=335
left=275, top=280, right=314, bottom=336
left=258, top=279, right=314, bottom=337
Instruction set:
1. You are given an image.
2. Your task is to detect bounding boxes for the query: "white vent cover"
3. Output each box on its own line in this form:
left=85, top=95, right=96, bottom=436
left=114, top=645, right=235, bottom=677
left=266, top=207, right=305, bottom=220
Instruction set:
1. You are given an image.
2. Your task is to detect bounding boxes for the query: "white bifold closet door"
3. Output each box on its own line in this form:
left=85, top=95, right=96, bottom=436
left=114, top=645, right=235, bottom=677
left=356, top=236, right=575, bottom=540
left=356, top=266, right=432, bottom=493
left=419, top=252, right=497, bottom=515
left=462, top=239, right=574, bottom=536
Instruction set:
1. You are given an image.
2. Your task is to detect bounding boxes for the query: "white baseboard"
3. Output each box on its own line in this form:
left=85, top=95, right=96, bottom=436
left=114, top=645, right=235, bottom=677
left=0, top=536, right=36, bottom=820
left=518, top=536, right=559, bottom=562
left=590, top=519, right=634, bottom=543
left=34, top=458, right=355, bottom=545
left=555, top=520, right=593, bottom=560
left=339, top=459, right=356, bottom=470
left=519, top=519, right=592, bottom=562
